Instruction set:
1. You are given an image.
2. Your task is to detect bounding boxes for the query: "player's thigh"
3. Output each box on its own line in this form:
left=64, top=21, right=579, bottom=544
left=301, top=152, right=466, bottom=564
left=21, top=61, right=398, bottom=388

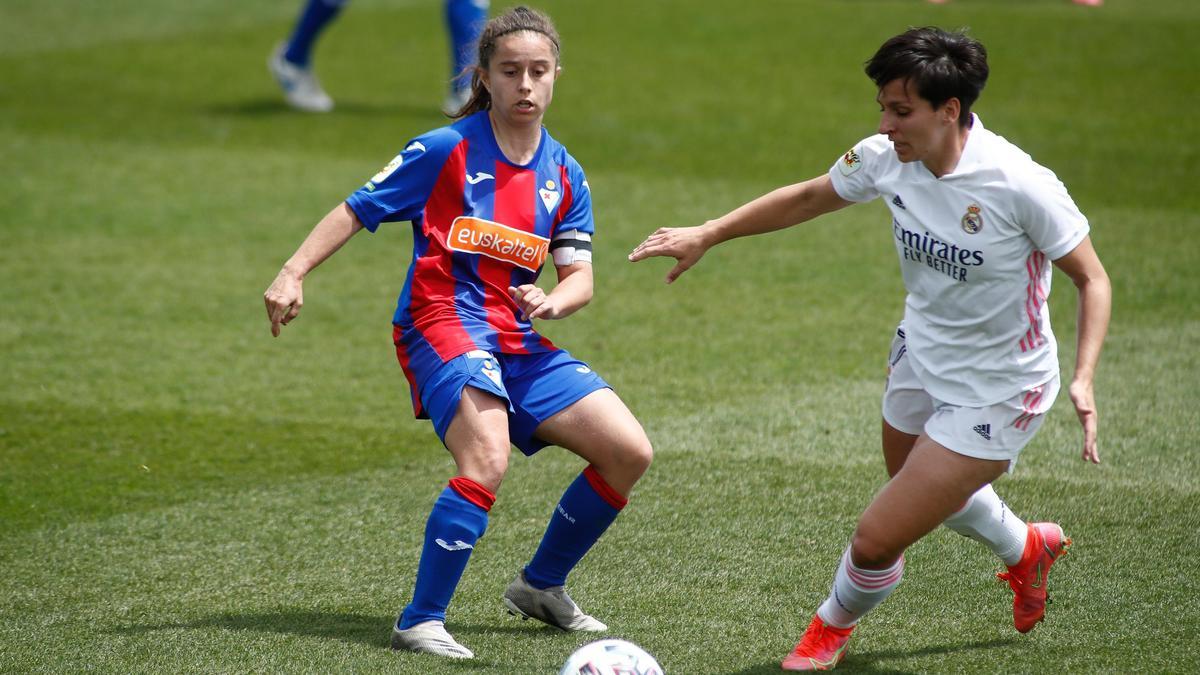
left=535, top=388, right=652, bottom=495
left=881, top=325, right=932, bottom=476
left=853, top=434, right=1008, bottom=567
left=444, top=386, right=513, bottom=493
left=923, top=377, right=1060, bottom=472
left=503, top=349, right=610, bottom=456
left=882, top=419, right=919, bottom=478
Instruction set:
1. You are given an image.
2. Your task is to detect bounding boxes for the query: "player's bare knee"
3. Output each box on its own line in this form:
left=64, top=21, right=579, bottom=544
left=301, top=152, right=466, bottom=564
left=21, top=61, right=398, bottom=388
left=850, top=531, right=901, bottom=569
left=456, top=441, right=510, bottom=492
left=613, top=433, right=653, bottom=480
left=628, top=434, right=654, bottom=471
left=481, top=447, right=511, bottom=487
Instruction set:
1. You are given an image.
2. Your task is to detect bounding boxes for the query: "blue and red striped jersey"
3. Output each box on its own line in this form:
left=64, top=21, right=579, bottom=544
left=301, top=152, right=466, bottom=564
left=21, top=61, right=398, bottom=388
left=345, top=111, right=594, bottom=379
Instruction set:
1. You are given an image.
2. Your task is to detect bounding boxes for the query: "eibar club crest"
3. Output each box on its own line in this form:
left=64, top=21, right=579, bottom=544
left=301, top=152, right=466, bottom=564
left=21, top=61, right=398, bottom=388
left=539, top=179, right=560, bottom=214
left=961, top=203, right=984, bottom=234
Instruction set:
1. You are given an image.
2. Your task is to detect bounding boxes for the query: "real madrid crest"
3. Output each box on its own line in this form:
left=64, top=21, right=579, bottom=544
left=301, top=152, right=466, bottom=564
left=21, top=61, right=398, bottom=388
left=961, top=204, right=983, bottom=234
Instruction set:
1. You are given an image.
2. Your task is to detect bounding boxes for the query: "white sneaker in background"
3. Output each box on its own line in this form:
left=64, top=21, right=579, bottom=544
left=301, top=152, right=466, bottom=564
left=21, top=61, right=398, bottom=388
left=442, top=86, right=471, bottom=116
left=268, top=43, right=334, bottom=113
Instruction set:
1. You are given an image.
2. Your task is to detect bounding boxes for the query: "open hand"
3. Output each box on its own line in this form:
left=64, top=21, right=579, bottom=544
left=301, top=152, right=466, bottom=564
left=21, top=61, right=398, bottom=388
left=1068, top=378, right=1101, bottom=464
left=628, top=226, right=709, bottom=283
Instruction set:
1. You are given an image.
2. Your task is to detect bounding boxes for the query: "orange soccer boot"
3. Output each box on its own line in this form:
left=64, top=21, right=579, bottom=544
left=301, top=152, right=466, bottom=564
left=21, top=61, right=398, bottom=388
left=997, top=522, right=1071, bottom=633
left=781, top=615, right=855, bottom=671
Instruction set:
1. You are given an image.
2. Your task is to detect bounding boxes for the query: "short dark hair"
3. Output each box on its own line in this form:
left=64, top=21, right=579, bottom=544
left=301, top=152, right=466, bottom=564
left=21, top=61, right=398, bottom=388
left=865, top=27, right=988, bottom=127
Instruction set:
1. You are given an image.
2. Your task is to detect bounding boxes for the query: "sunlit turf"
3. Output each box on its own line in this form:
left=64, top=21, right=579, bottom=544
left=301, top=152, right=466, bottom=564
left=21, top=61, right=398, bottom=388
left=2, top=0, right=1198, bottom=672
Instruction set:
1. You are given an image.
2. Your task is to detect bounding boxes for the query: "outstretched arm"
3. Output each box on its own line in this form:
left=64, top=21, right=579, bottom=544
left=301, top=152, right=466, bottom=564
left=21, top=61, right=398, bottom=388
left=263, top=202, right=364, bottom=337
left=628, top=174, right=852, bottom=283
left=1052, top=236, right=1111, bottom=463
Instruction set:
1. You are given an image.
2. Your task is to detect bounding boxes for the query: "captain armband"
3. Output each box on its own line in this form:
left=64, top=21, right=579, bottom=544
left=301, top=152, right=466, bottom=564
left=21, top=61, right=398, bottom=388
left=550, top=229, right=593, bottom=266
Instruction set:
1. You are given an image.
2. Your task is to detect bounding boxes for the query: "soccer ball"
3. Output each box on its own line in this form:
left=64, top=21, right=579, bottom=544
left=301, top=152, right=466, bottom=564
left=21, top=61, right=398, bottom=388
left=559, top=639, right=664, bottom=675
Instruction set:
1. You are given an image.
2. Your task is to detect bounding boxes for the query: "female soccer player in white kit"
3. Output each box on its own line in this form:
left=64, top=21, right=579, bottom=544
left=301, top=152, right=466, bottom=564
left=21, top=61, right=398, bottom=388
left=630, top=27, right=1110, bottom=671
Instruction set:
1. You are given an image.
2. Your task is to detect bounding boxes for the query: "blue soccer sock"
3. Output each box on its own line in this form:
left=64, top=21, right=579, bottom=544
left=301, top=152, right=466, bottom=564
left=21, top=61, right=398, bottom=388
left=524, top=466, right=627, bottom=589
left=397, top=476, right=493, bottom=629
left=444, top=0, right=488, bottom=91
left=283, top=0, right=348, bottom=68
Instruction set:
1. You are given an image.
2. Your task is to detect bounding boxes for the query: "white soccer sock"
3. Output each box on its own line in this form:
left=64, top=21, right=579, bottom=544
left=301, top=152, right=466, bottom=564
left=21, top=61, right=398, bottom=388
left=816, top=548, right=905, bottom=628
left=942, top=483, right=1028, bottom=566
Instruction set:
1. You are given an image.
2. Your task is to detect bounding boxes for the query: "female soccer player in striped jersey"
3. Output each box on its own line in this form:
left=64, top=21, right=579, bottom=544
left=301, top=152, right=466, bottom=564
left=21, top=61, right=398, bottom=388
left=264, top=6, right=652, bottom=660
left=631, top=27, right=1110, bottom=671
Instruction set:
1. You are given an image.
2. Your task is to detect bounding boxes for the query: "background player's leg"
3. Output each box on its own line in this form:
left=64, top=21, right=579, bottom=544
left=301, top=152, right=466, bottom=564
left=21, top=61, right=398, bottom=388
left=269, top=0, right=345, bottom=111
left=443, top=0, right=488, bottom=111
left=284, top=0, right=348, bottom=67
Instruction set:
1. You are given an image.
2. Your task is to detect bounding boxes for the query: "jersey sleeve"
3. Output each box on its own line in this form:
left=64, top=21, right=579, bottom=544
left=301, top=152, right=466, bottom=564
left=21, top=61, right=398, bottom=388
left=344, top=127, right=461, bottom=233
left=550, top=162, right=594, bottom=266
left=1013, top=164, right=1090, bottom=260
left=828, top=135, right=888, bottom=203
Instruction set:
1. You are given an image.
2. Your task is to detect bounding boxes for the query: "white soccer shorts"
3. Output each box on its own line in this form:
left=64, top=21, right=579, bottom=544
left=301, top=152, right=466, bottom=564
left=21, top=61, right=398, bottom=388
left=882, top=326, right=1059, bottom=468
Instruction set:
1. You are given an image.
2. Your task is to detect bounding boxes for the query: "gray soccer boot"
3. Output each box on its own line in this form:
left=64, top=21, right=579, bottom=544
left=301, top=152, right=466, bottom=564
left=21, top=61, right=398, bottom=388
left=390, top=619, right=474, bottom=659
left=502, top=570, right=608, bottom=631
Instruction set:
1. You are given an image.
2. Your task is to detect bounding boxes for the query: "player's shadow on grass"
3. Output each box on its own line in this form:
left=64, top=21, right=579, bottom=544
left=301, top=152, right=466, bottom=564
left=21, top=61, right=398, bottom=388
left=113, top=610, right=390, bottom=647
left=204, top=98, right=438, bottom=119
left=723, top=637, right=1018, bottom=674
left=112, top=609, right=560, bottom=649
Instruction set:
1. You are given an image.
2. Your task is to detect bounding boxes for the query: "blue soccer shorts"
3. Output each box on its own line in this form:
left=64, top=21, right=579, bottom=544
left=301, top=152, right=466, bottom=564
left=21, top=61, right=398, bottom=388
left=408, top=348, right=610, bottom=456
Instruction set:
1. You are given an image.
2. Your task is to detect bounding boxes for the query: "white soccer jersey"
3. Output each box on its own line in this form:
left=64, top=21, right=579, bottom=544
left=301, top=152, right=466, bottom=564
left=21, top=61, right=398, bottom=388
left=829, top=114, right=1089, bottom=406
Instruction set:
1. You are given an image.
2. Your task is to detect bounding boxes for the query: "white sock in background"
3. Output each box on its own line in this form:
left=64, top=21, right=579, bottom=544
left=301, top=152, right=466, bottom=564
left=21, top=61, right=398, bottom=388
left=942, top=483, right=1028, bottom=566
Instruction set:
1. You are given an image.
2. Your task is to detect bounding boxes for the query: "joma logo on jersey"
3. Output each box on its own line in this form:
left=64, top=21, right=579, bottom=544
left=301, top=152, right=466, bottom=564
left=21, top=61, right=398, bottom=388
left=448, top=217, right=549, bottom=272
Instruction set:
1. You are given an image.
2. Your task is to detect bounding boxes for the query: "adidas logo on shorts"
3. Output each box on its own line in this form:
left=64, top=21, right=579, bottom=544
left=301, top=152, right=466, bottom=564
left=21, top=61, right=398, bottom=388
left=973, top=424, right=992, bottom=441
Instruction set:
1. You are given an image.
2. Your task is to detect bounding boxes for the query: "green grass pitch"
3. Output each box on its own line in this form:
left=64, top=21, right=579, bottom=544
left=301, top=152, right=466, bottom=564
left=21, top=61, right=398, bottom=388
left=2, top=0, right=1198, bottom=672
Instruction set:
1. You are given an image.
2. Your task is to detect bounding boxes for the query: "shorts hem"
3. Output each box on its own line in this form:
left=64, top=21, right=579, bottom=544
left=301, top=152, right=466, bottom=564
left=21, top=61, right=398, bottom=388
left=515, top=384, right=612, bottom=457
left=430, top=379, right=511, bottom=444
left=883, top=408, right=925, bottom=436
left=925, top=425, right=1020, bottom=465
